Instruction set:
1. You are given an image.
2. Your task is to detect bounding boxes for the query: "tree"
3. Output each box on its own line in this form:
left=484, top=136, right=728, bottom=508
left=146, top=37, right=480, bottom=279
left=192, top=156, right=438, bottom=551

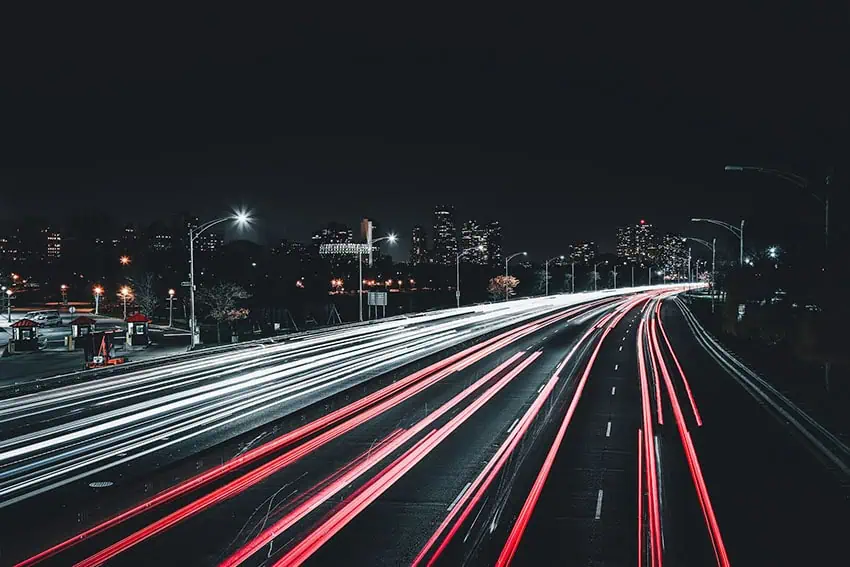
left=488, top=275, right=519, bottom=301
left=197, top=282, right=251, bottom=343
left=533, top=269, right=549, bottom=295
left=562, top=272, right=574, bottom=293
left=130, top=273, right=159, bottom=318
left=586, top=270, right=601, bottom=290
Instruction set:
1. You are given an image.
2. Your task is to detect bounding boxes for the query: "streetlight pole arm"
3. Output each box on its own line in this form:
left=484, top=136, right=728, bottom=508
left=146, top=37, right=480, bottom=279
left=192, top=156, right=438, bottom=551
left=191, top=217, right=233, bottom=241
left=684, top=237, right=714, bottom=252
left=691, top=218, right=741, bottom=237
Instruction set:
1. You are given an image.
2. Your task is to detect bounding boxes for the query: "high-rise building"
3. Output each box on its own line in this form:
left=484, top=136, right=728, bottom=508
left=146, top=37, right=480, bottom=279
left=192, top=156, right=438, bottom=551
left=461, top=219, right=487, bottom=264
left=484, top=221, right=503, bottom=266
left=569, top=241, right=597, bottom=264
left=148, top=222, right=173, bottom=253
left=196, top=232, right=222, bottom=254
left=660, top=233, right=688, bottom=278
left=616, top=226, right=633, bottom=261
left=410, top=225, right=429, bottom=265
left=312, top=222, right=353, bottom=250
left=616, top=220, right=658, bottom=266
left=432, top=205, right=458, bottom=265
left=44, top=229, right=62, bottom=260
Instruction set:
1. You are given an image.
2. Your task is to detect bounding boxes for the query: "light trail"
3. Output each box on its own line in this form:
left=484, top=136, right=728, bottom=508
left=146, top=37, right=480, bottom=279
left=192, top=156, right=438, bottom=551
left=495, top=292, right=653, bottom=566
left=263, top=352, right=544, bottom=567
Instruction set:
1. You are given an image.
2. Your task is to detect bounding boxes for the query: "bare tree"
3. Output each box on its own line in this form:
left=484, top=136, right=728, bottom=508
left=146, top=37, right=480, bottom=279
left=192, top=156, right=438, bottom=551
left=131, top=273, right=160, bottom=318
left=562, top=272, right=574, bottom=293
left=586, top=270, right=601, bottom=290
left=487, top=275, right=519, bottom=301
left=533, top=269, right=549, bottom=295
left=197, top=282, right=250, bottom=343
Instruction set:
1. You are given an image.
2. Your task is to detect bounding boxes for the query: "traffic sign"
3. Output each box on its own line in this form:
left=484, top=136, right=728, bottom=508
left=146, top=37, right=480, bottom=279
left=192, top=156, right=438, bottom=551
left=181, top=281, right=191, bottom=287
left=69, top=306, right=76, bottom=314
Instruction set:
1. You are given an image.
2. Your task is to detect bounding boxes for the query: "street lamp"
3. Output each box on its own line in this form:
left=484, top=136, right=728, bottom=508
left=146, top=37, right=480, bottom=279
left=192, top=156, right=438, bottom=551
left=119, top=286, right=132, bottom=319
left=505, top=252, right=527, bottom=301
left=119, top=255, right=131, bottom=266
left=592, top=260, right=607, bottom=291
left=726, top=165, right=829, bottom=252
left=456, top=245, right=485, bottom=308
left=167, top=288, right=176, bottom=327
left=60, top=284, right=68, bottom=305
left=691, top=218, right=744, bottom=266
left=359, top=234, right=396, bottom=322
left=4, top=288, right=11, bottom=322
left=188, top=210, right=252, bottom=346
left=612, top=265, right=618, bottom=289
left=684, top=236, right=716, bottom=308
left=93, top=286, right=103, bottom=316
left=543, top=255, right=564, bottom=296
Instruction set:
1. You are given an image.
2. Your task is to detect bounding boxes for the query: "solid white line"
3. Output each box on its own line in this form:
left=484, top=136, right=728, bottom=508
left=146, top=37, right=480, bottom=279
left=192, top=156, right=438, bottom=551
left=611, top=386, right=616, bottom=395
left=605, top=421, right=612, bottom=437
left=506, top=418, right=520, bottom=434
left=538, top=383, right=546, bottom=393
left=614, top=364, right=619, bottom=371
left=595, top=489, right=604, bottom=519
left=448, top=482, right=472, bottom=511
left=619, top=346, right=623, bottom=351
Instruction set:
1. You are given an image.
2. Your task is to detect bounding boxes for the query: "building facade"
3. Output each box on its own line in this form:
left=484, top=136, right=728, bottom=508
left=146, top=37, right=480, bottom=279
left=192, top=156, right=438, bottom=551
left=484, top=221, right=503, bottom=266
left=569, top=241, right=597, bottom=264
left=432, top=205, right=458, bottom=265
left=410, top=225, right=429, bottom=265
left=461, top=219, right=487, bottom=264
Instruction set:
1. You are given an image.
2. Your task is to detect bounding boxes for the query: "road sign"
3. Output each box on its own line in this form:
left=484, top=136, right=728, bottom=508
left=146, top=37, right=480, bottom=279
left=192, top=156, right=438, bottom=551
left=68, top=306, right=76, bottom=314
left=367, top=291, right=387, bottom=306
left=181, top=281, right=191, bottom=287
left=319, top=243, right=371, bottom=256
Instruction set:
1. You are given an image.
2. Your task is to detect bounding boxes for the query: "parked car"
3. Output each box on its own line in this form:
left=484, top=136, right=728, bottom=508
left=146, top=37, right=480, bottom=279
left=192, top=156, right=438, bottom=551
left=23, top=310, right=62, bottom=327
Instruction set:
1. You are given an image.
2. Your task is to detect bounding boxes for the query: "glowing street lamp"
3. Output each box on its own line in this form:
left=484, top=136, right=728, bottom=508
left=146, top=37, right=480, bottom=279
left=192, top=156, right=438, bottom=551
left=358, top=233, right=396, bottom=322
left=544, top=255, right=565, bottom=296
left=93, top=285, right=104, bottom=315
left=60, top=284, right=68, bottom=305
left=167, top=288, right=176, bottom=327
left=188, top=209, right=253, bottom=346
left=119, top=286, right=132, bottom=319
left=505, top=252, right=527, bottom=301
left=120, top=255, right=131, bottom=266
left=5, top=288, right=12, bottom=322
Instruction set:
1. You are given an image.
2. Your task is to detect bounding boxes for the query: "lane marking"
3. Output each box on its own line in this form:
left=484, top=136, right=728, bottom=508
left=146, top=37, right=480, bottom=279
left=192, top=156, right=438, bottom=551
left=619, top=346, right=623, bottom=352
left=506, top=418, right=520, bottom=434
left=614, top=364, right=619, bottom=371
left=595, top=489, right=604, bottom=519
left=611, top=386, right=616, bottom=396
left=605, top=421, right=612, bottom=437
left=537, top=383, right=546, bottom=394
left=448, top=482, right=472, bottom=511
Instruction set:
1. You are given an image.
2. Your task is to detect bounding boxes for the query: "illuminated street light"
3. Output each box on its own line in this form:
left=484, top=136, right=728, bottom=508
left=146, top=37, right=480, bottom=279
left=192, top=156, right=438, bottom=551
left=544, top=255, right=565, bottom=296
left=93, top=285, right=104, bottom=315
left=5, top=288, right=12, bottom=322
left=358, top=234, right=397, bottom=322
left=692, top=218, right=744, bottom=265
left=119, top=286, right=132, bottom=319
left=120, top=256, right=131, bottom=265
left=768, top=246, right=778, bottom=259
left=167, top=288, right=176, bottom=327
left=188, top=210, right=254, bottom=346
left=60, top=284, right=68, bottom=305
left=505, top=252, right=527, bottom=301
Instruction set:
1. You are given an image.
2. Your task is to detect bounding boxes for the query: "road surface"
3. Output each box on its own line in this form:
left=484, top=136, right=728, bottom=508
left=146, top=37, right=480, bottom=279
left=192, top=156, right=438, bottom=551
left=2, top=286, right=847, bottom=566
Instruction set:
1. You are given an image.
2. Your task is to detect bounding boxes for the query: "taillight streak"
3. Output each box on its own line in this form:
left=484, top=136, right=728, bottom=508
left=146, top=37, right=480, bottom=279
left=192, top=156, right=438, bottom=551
left=648, top=304, right=728, bottom=566
left=243, top=352, right=544, bottom=567
left=638, top=317, right=663, bottom=567
left=494, top=293, right=652, bottom=566
left=413, top=312, right=607, bottom=566
left=653, top=301, right=702, bottom=426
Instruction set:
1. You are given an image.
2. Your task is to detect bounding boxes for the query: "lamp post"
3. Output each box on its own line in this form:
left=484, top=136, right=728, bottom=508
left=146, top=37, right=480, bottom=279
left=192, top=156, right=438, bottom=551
left=167, top=289, right=176, bottom=327
left=612, top=265, right=619, bottom=289
left=691, top=218, right=744, bottom=266
left=4, top=289, right=11, bottom=322
left=631, top=265, right=635, bottom=288
left=570, top=261, right=575, bottom=294
left=60, top=284, right=68, bottom=306
left=359, top=234, right=396, bottom=321
left=725, top=165, right=829, bottom=253
left=456, top=244, right=485, bottom=308
left=544, top=255, right=564, bottom=296
left=504, top=252, right=527, bottom=301
left=592, top=261, right=607, bottom=291
left=188, top=210, right=251, bottom=346
left=119, top=286, right=131, bottom=320
left=93, top=286, right=103, bottom=316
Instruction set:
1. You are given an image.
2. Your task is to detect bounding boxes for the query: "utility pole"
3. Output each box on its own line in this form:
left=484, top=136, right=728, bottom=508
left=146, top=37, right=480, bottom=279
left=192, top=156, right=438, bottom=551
left=631, top=265, right=635, bottom=288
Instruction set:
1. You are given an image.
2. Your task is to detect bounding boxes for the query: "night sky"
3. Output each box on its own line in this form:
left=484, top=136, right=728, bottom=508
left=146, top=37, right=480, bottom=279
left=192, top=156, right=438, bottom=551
left=1, top=5, right=846, bottom=261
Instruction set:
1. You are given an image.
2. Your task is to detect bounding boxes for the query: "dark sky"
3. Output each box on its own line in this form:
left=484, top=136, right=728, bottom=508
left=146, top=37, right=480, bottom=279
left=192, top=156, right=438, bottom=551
left=1, top=5, right=847, bottom=260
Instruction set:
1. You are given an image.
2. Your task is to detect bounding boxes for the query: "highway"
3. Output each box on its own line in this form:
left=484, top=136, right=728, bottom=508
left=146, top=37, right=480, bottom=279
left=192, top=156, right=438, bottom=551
left=2, top=285, right=848, bottom=566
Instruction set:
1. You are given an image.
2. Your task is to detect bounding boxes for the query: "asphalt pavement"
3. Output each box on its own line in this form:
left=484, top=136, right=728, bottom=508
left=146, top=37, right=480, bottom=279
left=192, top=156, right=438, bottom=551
left=5, top=286, right=847, bottom=567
